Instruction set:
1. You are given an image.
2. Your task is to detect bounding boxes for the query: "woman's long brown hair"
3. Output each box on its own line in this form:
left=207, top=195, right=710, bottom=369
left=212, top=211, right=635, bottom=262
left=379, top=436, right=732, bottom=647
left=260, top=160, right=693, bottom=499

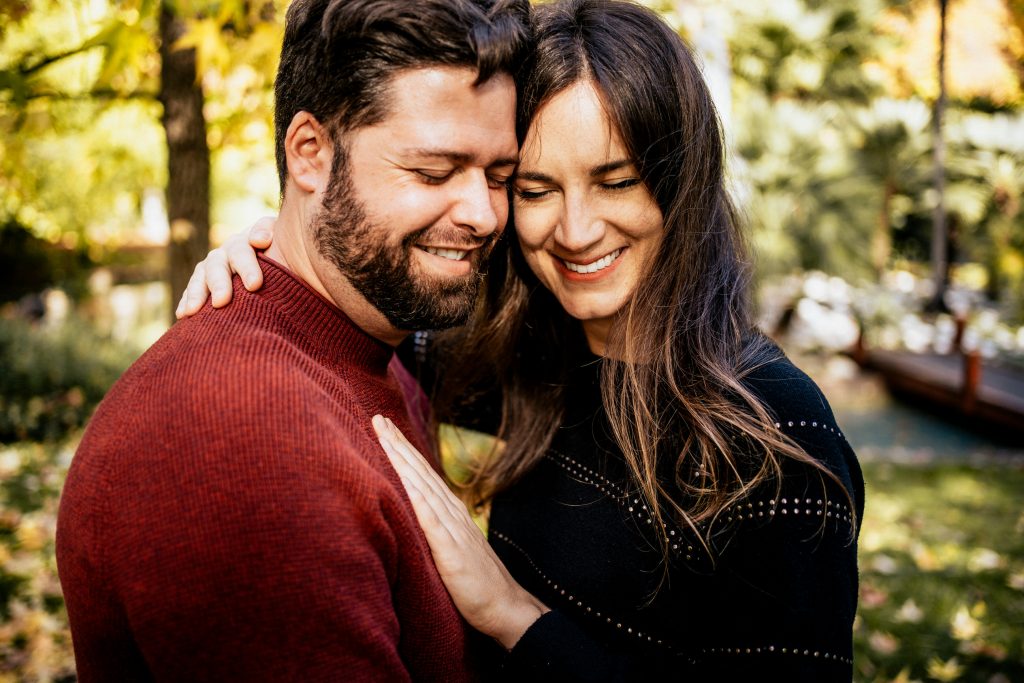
left=433, top=0, right=855, bottom=560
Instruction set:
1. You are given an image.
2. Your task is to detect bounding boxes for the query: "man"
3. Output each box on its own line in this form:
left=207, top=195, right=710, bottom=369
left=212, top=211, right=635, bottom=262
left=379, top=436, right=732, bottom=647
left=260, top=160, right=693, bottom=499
left=55, top=0, right=529, bottom=679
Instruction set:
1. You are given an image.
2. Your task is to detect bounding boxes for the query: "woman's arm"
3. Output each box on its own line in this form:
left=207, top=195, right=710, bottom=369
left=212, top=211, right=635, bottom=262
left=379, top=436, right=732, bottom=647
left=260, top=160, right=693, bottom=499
left=372, top=415, right=548, bottom=649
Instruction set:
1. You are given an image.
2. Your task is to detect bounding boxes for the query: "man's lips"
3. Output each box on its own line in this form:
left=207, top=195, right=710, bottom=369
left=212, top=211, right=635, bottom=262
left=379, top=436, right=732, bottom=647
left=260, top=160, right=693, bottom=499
left=416, top=245, right=478, bottom=261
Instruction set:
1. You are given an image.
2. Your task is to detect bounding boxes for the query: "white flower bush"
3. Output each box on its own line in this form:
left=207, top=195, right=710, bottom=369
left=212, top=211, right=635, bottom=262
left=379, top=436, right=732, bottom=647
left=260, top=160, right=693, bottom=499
left=762, top=270, right=1024, bottom=367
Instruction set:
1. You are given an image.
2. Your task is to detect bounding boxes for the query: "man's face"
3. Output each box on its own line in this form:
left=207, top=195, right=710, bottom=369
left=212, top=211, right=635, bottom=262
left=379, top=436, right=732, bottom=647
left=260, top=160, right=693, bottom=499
left=311, top=67, right=518, bottom=331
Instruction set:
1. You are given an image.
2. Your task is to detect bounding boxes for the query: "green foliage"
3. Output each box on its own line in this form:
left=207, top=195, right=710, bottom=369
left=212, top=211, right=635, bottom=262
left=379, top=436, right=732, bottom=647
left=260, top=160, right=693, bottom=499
left=731, top=0, right=1024, bottom=317
left=0, top=314, right=139, bottom=443
left=855, top=461, right=1024, bottom=682
left=0, top=0, right=281, bottom=253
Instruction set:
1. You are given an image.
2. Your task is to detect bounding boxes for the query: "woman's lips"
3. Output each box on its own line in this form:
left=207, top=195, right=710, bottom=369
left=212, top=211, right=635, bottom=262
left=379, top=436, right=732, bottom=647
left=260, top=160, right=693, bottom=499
left=554, top=248, right=625, bottom=281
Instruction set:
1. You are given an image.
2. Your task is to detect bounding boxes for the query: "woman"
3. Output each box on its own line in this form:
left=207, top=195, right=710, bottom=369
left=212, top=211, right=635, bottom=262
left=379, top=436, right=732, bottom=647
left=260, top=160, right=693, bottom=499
left=181, top=0, right=863, bottom=679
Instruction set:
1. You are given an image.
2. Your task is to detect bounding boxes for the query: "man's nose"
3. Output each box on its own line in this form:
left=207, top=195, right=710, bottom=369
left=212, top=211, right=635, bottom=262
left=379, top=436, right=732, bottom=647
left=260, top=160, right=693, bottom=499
left=449, top=171, right=501, bottom=237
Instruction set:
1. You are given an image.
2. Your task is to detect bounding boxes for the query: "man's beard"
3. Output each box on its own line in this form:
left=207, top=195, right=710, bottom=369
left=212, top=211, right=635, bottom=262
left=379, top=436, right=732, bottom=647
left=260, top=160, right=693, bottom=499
left=311, top=146, right=495, bottom=331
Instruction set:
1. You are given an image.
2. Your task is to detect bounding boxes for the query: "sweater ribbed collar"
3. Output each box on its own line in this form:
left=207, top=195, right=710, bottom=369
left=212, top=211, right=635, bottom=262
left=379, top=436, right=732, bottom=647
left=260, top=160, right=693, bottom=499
left=254, top=254, right=395, bottom=375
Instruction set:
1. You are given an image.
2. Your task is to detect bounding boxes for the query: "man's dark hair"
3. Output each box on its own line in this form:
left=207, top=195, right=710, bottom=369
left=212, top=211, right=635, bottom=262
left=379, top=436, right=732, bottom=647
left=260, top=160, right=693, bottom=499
left=274, top=0, right=532, bottom=192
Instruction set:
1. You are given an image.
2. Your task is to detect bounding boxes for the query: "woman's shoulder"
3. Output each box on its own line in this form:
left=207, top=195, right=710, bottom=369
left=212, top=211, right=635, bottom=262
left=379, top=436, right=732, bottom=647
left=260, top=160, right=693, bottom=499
left=740, top=343, right=841, bottom=432
left=738, top=340, right=863, bottom=508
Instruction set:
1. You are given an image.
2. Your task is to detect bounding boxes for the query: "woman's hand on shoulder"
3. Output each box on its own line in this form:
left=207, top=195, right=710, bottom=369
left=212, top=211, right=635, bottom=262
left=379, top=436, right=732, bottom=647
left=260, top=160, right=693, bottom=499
left=175, top=216, right=276, bottom=319
left=372, top=415, right=549, bottom=650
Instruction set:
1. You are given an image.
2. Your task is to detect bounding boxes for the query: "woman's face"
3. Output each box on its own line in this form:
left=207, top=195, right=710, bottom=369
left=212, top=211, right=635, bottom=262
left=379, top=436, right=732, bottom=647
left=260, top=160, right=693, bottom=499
left=513, top=81, right=664, bottom=353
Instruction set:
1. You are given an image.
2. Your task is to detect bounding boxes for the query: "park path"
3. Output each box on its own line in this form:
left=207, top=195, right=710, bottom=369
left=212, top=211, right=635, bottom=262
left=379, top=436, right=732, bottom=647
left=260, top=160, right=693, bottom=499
left=790, top=351, right=1024, bottom=464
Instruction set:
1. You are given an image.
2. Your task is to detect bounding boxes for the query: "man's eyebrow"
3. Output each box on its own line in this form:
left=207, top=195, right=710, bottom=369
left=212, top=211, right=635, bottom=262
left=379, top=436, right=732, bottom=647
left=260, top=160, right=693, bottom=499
left=590, top=159, right=633, bottom=177
left=405, top=148, right=518, bottom=167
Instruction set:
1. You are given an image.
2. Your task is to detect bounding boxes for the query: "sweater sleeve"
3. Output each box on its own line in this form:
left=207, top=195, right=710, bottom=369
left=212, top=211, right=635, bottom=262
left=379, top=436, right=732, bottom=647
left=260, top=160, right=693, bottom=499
left=498, top=610, right=653, bottom=681
left=69, top=363, right=416, bottom=682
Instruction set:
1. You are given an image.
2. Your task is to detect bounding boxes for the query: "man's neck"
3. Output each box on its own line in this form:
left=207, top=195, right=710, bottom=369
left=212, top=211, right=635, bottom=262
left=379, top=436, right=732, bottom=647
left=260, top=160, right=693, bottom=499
left=268, top=204, right=409, bottom=348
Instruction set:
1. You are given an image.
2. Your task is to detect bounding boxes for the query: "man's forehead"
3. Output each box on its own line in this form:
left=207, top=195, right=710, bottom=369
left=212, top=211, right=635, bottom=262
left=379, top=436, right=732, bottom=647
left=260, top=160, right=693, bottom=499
left=380, top=68, right=515, bottom=120
left=348, top=67, right=518, bottom=165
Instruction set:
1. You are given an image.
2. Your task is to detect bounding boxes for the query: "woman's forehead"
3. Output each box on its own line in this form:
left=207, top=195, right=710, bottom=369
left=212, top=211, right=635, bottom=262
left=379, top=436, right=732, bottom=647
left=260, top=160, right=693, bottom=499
left=520, top=81, right=629, bottom=170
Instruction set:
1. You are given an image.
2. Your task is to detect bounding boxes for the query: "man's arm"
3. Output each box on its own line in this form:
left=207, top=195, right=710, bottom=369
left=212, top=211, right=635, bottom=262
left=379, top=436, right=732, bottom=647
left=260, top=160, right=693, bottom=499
left=98, top=381, right=414, bottom=682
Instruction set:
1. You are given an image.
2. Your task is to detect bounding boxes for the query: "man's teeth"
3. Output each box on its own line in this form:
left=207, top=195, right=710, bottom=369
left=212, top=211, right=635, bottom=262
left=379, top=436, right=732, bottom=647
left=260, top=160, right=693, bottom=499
left=424, top=247, right=468, bottom=261
left=563, top=249, right=622, bottom=274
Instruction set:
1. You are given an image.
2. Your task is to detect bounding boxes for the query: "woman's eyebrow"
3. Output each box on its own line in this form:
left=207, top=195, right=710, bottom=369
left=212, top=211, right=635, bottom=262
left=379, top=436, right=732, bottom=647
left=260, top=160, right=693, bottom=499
left=590, top=159, right=633, bottom=177
left=515, top=170, right=554, bottom=182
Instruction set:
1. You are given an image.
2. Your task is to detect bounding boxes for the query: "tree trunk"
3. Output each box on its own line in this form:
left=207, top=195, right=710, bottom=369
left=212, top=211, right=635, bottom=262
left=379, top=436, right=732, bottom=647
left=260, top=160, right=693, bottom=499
left=872, top=181, right=895, bottom=276
left=159, top=3, right=210, bottom=321
left=928, top=0, right=950, bottom=311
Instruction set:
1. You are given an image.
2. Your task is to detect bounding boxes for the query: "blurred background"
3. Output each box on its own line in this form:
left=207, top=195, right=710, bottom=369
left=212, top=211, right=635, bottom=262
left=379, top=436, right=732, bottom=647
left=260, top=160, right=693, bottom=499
left=0, top=0, right=1022, bottom=680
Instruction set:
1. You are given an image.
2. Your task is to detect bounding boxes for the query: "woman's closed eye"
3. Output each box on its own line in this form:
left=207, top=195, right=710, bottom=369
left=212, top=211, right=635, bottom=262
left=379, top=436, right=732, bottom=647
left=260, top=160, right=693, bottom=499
left=513, top=186, right=552, bottom=201
left=600, top=177, right=641, bottom=191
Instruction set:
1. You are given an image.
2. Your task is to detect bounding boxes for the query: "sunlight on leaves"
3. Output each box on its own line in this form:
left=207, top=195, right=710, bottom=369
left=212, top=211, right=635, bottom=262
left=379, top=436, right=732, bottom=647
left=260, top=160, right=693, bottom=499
left=895, top=598, right=924, bottom=623
left=951, top=604, right=982, bottom=641
left=966, top=548, right=1006, bottom=573
left=926, top=657, right=965, bottom=682
left=868, top=630, right=900, bottom=655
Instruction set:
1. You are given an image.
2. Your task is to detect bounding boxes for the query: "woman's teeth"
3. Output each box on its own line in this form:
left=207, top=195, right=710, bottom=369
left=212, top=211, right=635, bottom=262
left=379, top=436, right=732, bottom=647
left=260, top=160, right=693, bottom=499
left=563, top=248, right=622, bottom=274
left=424, top=247, right=468, bottom=261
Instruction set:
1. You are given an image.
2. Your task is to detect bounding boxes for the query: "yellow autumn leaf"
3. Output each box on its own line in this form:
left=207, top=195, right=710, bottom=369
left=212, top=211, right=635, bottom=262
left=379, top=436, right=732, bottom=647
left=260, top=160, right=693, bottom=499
left=951, top=605, right=980, bottom=640
left=926, top=656, right=965, bottom=682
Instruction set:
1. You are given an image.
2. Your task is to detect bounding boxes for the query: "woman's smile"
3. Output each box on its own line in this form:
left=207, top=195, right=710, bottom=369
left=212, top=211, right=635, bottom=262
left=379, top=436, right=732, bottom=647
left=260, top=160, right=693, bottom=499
left=553, top=246, right=626, bottom=280
left=513, top=80, right=664, bottom=351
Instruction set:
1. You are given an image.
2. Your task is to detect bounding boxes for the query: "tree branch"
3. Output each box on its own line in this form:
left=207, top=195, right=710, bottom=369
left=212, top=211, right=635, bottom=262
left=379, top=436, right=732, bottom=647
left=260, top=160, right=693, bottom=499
left=17, top=43, right=104, bottom=77
left=3, top=89, right=157, bottom=102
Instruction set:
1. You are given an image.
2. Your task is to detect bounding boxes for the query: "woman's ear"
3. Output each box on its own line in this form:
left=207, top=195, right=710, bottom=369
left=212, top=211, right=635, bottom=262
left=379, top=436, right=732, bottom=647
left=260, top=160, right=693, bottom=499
left=283, top=111, right=333, bottom=195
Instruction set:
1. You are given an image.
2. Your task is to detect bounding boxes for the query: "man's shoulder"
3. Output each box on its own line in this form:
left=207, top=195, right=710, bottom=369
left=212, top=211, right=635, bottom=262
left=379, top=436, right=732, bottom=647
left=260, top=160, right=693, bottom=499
left=77, top=307, right=370, bottom=468
left=109, top=305, right=317, bottom=405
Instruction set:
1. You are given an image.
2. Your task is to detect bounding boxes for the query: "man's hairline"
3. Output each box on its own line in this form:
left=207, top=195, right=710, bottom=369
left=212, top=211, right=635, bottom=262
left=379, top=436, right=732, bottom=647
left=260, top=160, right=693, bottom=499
left=339, top=63, right=517, bottom=137
left=283, top=63, right=519, bottom=191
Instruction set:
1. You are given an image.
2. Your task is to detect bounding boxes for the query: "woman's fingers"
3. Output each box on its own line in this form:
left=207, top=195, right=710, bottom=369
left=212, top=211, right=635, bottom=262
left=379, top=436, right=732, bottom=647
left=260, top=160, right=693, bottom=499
left=376, top=417, right=468, bottom=521
left=174, top=218, right=275, bottom=319
left=205, top=248, right=234, bottom=308
left=371, top=416, right=548, bottom=647
left=398, top=472, right=461, bottom=548
left=248, top=216, right=276, bottom=248
left=373, top=420, right=462, bottom=543
left=176, top=262, right=209, bottom=318
left=229, top=226, right=268, bottom=291
left=174, top=289, right=190, bottom=320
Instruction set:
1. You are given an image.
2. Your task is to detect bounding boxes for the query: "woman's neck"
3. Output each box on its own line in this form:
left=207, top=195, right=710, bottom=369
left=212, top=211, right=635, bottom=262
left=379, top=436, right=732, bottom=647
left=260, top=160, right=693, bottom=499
left=582, top=318, right=611, bottom=357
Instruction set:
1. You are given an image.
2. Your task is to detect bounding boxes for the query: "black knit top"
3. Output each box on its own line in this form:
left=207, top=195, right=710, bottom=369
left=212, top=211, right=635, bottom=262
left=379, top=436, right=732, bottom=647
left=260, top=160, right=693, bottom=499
left=401, top=337, right=864, bottom=682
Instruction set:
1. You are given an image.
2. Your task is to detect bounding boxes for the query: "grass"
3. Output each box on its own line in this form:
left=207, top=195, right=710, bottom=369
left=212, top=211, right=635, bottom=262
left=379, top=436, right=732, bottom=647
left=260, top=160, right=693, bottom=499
left=854, top=460, right=1024, bottom=683
left=0, top=434, right=1021, bottom=681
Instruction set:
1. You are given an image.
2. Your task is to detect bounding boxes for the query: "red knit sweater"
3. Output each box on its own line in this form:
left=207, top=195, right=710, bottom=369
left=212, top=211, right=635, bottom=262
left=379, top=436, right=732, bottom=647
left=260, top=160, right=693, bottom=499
left=56, top=256, right=474, bottom=682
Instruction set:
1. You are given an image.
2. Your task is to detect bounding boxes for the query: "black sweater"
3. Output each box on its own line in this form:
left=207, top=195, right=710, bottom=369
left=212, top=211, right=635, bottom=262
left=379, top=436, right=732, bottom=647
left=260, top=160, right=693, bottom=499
left=401, top=337, right=864, bottom=682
